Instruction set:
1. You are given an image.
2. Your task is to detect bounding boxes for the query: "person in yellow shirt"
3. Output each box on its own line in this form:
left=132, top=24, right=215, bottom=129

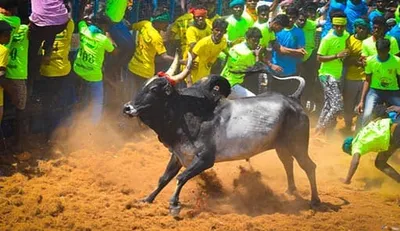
left=186, top=5, right=212, bottom=55
left=189, top=18, right=228, bottom=85
left=343, top=18, right=369, bottom=132
left=168, top=11, right=193, bottom=57
left=127, top=9, right=184, bottom=101
left=0, top=21, right=12, bottom=125
left=39, top=19, right=75, bottom=141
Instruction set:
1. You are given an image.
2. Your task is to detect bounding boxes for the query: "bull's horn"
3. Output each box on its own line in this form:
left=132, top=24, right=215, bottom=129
left=165, top=51, right=179, bottom=76
left=171, top=52, right=193, bottom=82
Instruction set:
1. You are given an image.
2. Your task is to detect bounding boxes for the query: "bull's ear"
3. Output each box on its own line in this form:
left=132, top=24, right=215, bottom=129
left=164, top=83, right=173, bottom=96
left=212, top=77, right=231, bottom=98
left=208, top=76, right=231, bottom=102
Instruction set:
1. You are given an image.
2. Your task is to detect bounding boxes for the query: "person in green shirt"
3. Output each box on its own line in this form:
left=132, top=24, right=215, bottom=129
left=314, top=11, right=350, bottom=138
left=342, top=105, right=400, bottom=184
left=356, top=38, right=400, bottom=127
left=225, top=0, right=251, bottom=46
left=221, top=27, right=262, bottom=99
left=73, top=14, right=116, bottom=126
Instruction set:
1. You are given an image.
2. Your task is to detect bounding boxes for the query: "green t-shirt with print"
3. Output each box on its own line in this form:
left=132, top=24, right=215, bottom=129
left=365, top=54, right=400, bottom=91
left=317, top=31, right=350, bottom=80
left=6, top=24, right=28, bottom=79
left=73, top=21, right=115, bottom=82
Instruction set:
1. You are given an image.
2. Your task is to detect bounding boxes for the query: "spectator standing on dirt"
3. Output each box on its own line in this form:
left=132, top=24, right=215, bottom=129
left=40, top=19, right=75, bottom=141
left=73, top=14, right=115, bottom=126
left=269, top=7, right=305, bottom=96
left=342, top=105, right=400, bottom=184
left=342, top=18, right=369, bottom=133
left=314, top=11, right=350, bottom=137
left=356, top=38, right=400, bottom=127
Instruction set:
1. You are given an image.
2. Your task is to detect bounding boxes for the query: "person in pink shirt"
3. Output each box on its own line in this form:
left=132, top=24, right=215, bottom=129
left=28, top=0, right=70, bottom=76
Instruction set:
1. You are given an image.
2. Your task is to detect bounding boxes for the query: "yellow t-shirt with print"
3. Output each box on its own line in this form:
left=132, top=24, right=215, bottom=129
left=0, top=44, right=9, bottom=106
left=128, top=21, right=167, bottom=78
left=191, top=35, right=227, bottom=83
left=40, top=19, right=74, bottom=77
left=170, top=13, right=193, bottom=56
left=345, top=35, right=366, bottom=81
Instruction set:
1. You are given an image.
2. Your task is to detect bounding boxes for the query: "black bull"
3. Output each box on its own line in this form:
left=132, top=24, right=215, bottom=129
left=123, top=74, right=320, bottom=216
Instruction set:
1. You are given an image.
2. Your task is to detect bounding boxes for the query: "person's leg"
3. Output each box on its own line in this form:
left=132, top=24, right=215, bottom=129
left=228, top=84, right=256, bottom=99
left=41, top=23, right=69, bottom=60
left=360, top=88, right=380, bottom=127
left=108, top=21, right=135, bottom=67
left=386, top=90, right=400, bottom=107
left=375, top=149, right=400, bottom=183
left=316, top=76, right=343, bottom=133
left=343, top=79, right=363, bottom=130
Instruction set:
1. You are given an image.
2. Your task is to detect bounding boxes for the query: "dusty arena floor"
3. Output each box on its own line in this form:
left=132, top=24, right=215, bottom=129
left=0, top=118, right=399, bottom=231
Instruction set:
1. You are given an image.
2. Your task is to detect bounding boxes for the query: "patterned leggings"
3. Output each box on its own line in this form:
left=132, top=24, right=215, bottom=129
left=316, top=75, right=343, bottom=129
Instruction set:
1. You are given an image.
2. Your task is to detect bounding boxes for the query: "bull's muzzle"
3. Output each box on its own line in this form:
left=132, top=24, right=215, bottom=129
left=123, top=102, right=138, bottom=117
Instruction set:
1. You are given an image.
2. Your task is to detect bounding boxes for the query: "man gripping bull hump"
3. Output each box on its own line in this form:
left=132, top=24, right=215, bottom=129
left=123, top=52, right=320, bottom=217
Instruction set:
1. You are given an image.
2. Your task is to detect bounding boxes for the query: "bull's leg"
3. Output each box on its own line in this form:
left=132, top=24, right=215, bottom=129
left=293, top=151, right=321, bottom=207
left=276, top=147, right=297, bottom=194
left=169, top=153, right=215, bottom=216
left=143, top=154, right=182, bottom=203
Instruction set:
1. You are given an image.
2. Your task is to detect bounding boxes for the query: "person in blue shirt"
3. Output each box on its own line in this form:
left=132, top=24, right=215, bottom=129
left=368, top=0, right=387, bottom=24
left=344, top=0, right=368, bottom=34
left=387, top=20, right=400, bottom=49
left=270, top=6, right=305, bottom=96
left=321, top=0, right=346, bottom=38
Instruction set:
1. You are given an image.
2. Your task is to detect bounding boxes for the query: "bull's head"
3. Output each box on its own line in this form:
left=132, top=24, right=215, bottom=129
left=123, top=52, right=193, bottom=117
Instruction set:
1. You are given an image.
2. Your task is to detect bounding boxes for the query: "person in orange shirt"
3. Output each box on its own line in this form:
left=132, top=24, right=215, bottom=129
left=242, top=0, right=259, bottom=26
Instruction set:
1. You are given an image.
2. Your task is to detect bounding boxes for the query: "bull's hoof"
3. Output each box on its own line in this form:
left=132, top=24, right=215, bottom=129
left=169, top=203, right=181, bottom=218
left=310, top=198, right=321, bottom=209
left=285, top=187, right=297, bottom=195
left=140, top=197, right=154, bottom=204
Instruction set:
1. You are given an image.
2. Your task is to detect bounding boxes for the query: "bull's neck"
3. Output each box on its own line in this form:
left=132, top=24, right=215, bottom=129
left=146, top=96, right=182, bottom=146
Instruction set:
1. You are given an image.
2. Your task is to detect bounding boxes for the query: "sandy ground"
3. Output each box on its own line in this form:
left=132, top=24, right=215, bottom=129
left=0, top=116, right=400, bottom=231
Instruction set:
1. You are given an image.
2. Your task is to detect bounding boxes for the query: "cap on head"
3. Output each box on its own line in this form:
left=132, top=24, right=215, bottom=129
left=229, top=0, right=245, bottom=8
left=342, top=137, right=353, bottom=155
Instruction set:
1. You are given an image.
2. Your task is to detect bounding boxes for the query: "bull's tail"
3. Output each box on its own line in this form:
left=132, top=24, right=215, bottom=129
left=270, top=75, right=305, bottom=99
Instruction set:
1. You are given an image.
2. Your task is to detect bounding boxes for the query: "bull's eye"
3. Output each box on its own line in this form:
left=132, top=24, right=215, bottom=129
left=150, top=86, right=158, bottom=93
